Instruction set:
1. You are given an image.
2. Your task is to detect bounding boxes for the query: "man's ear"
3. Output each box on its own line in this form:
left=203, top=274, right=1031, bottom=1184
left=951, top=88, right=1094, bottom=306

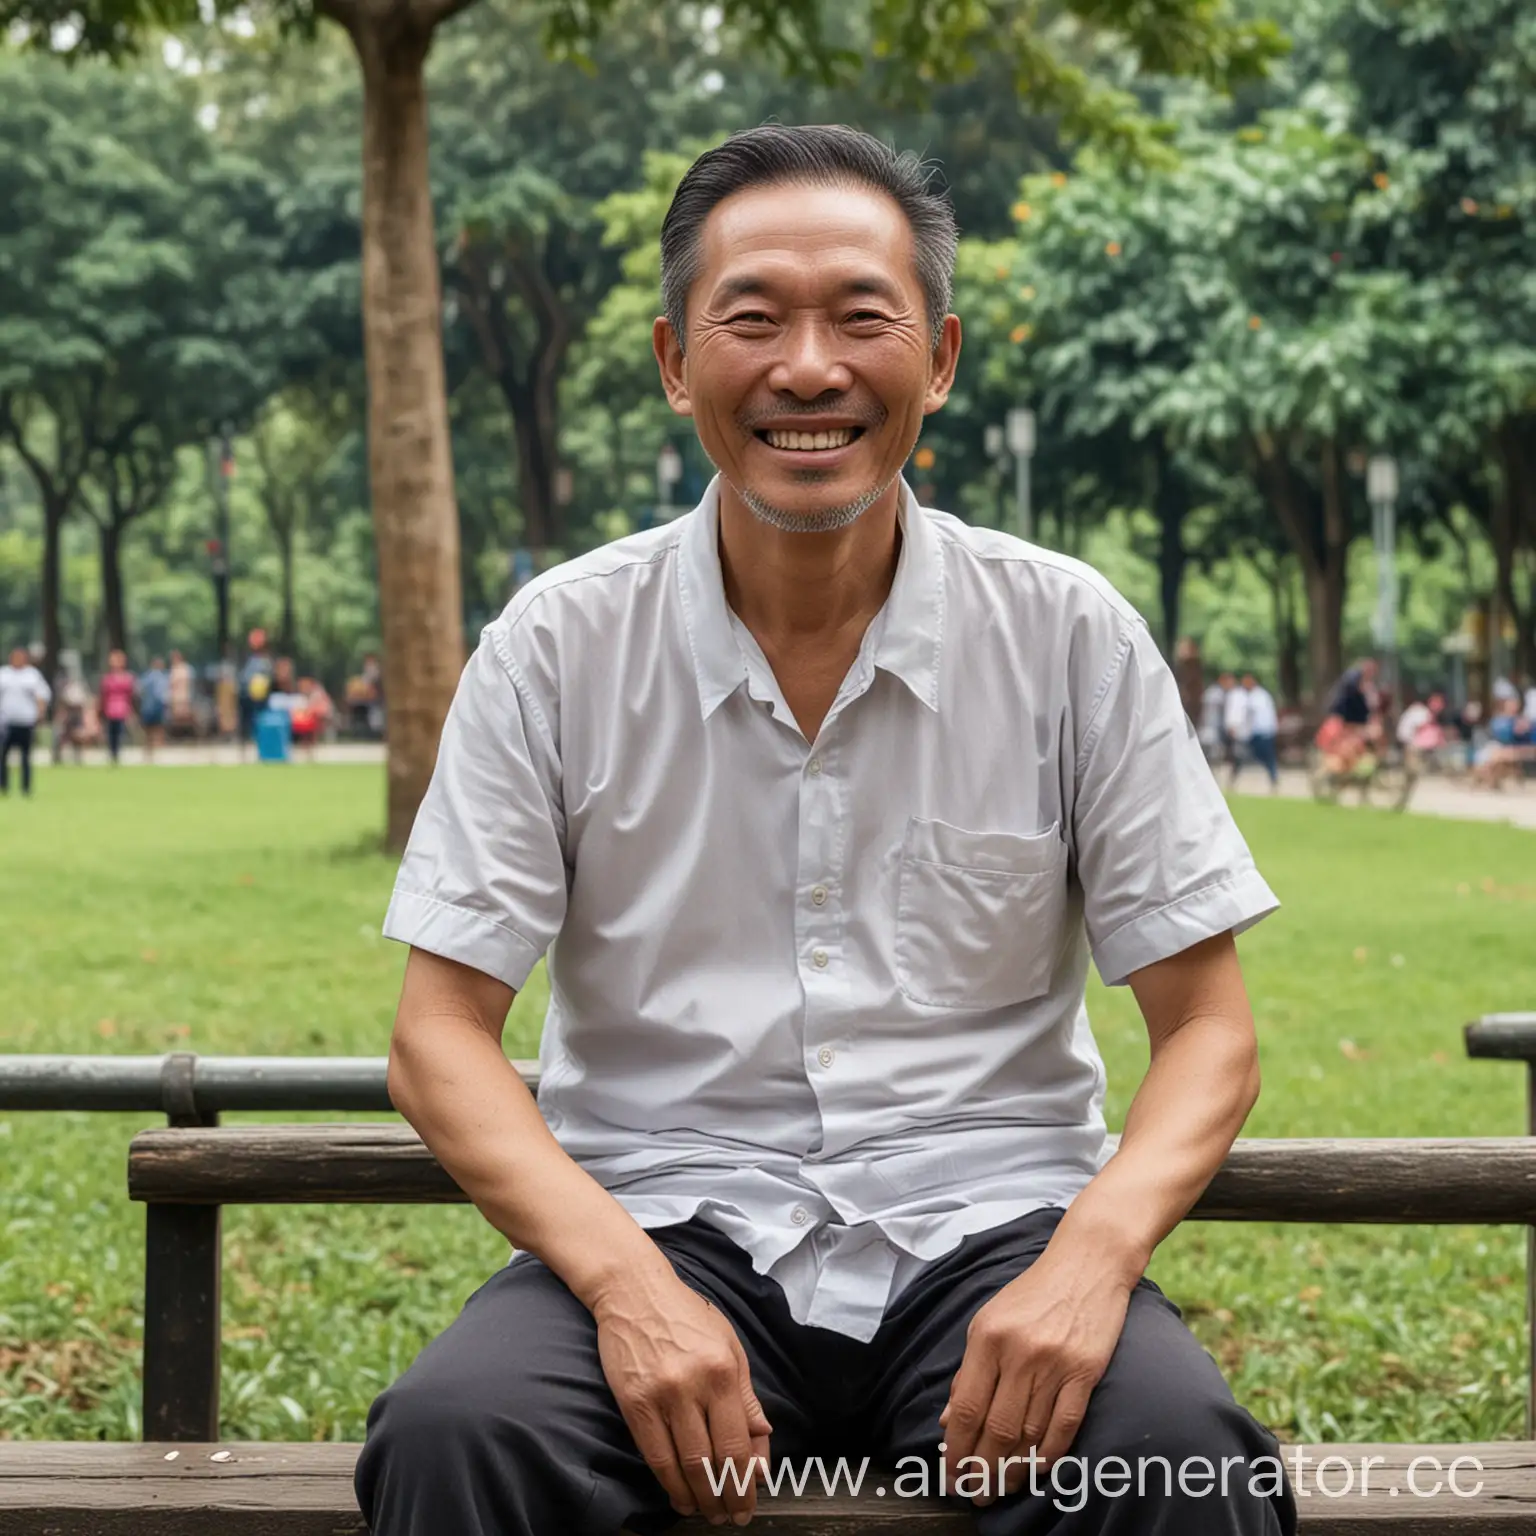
left=923, top=313, right=963, bottom=416
left=653, top=317, right=693, bottom=416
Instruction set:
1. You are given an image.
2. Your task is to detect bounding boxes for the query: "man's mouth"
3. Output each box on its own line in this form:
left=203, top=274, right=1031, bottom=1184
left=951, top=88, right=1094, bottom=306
left=757, top=427, right=865, bottom=452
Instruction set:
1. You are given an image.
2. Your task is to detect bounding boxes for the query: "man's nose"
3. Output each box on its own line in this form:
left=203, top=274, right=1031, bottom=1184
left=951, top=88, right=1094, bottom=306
left=766, top=316, right=854, bottom=397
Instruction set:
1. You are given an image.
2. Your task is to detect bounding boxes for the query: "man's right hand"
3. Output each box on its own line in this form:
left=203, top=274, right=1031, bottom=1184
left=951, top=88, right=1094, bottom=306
left=593, top=1272, right=771, bottom=1526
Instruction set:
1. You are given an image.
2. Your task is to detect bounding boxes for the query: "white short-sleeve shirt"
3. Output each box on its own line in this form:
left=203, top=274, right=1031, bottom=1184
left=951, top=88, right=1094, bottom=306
left=385, top=477, right=1278, bottom=1341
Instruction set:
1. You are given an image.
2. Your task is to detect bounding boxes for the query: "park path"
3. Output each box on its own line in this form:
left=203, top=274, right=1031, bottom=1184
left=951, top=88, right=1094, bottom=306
left=26, top=743, right=1536, bottom=832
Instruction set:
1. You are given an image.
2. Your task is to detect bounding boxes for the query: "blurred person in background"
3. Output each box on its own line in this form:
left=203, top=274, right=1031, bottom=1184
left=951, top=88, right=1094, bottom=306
left=1221, top=670, right=1250, bottom=782
left=0, top=644, right=51, bottom=797
left=98, top=650, right=136, bottom=766
left=167, top=650, right=196, bottom=738
left=138, top=657, right=170, bottom=762
left=1199, top=672, right=1227, bottom=764
left=237, top=629, right=274, bottom=761
left=291, top=676, right=335, bottom=761
left=1236, top=673, right=1279, bottom=792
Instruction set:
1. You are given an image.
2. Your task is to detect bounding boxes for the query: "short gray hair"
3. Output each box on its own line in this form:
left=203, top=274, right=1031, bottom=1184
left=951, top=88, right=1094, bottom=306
left=660, top=124, right=958, bottom=352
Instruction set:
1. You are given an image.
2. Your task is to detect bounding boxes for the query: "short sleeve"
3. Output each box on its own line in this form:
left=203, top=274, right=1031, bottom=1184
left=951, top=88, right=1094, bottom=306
left=382, top=630, right=567, bottom=991
left=1072, top=623, right=1278, bottom=988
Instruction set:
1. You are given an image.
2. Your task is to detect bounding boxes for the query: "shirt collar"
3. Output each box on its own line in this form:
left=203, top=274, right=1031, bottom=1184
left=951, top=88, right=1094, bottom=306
left=676, top=475, right=945, bottom=721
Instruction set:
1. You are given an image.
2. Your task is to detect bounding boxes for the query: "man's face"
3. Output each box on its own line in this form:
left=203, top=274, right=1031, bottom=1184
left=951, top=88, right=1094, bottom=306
left=9, top=648, right=26, bottom=669
left=654, top=181, right=960, bottom=531
left=1242, top=675, right=1256, bottom=690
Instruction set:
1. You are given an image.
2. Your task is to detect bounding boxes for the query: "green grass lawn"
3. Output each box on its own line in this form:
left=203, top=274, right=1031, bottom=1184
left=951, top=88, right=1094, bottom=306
left=2, top=765, right=1534, bottom=1444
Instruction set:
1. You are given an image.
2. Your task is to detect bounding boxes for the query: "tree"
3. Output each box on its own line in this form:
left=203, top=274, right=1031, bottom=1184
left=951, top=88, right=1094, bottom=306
left=0, top=57, right=270, bottom=676
left=6, top=0, right=1282, bottom=848
left=1328, top=0, right=1536, bottom=678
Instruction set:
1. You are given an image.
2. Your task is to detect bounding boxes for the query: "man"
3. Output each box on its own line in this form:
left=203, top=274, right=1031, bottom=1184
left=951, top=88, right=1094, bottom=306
left=1220, top=670, right=1250, bottom=783
left=1238, top=674, right=1279, bottom=792
left=0, top=645, right=51, bottom=796
left=357, top=126, right=1293, bottom=1536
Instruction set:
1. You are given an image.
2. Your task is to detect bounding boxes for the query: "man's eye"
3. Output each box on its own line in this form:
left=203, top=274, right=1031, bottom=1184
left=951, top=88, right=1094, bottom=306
left=729, top=312, right=772, bottom=324
left=848, top=310, right=887, bottom=323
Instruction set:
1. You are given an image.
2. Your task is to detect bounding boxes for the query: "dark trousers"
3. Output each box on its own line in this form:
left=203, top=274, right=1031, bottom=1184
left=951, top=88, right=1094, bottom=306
left=356, top=1209, right=1295, bottom=1535
left=0, top=724, right=34, bottom=794
left=1248, top=733, right=1279, bottom=785
left=106, top=717, right=126, bottom=762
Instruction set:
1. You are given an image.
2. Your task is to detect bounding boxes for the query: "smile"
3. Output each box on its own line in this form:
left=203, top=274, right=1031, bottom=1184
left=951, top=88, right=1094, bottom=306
left=758, top=427, right=864, bottom=452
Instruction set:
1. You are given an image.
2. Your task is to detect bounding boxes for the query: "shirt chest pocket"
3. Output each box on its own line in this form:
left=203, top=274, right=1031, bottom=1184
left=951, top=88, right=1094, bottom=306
left=894, top=817, right=1068, bottom=1011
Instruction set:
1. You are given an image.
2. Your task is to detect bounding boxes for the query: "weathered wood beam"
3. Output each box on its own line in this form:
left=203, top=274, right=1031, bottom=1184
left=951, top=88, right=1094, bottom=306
left=127, top=1129, right=1536, bottom=1225
left=4, top=1441, right=1536, bottom=1532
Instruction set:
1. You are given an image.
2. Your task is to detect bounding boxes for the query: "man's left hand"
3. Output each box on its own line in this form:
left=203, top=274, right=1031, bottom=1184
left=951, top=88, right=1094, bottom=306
left=939, top=1239, right=1134, bottom=1505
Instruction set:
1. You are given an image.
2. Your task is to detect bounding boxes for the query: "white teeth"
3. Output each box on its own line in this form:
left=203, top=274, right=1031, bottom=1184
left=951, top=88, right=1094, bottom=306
left=765, top=428, right=855, bottom=451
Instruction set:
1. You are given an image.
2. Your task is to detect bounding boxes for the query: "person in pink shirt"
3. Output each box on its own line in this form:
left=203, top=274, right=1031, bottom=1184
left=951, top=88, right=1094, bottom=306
left=98, top=650, right=136, bottom=765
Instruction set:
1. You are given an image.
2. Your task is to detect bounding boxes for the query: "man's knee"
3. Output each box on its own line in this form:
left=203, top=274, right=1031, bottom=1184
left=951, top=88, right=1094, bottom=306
left=355, top=1342, right=595, bottom=1533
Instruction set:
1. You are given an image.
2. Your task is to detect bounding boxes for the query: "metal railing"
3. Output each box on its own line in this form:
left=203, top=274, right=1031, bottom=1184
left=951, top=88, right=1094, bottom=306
left=0, top=1053, right=539, bottom=1125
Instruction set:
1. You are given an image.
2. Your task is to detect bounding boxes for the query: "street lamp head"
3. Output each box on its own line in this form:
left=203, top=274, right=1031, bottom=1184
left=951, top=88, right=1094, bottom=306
left=1367, top=454, right=1399, bottom=505
left=657, top=443, right=683, bottom=488
left=984, top=424, right=1004, bottom=459
left=1006, top=407, right=1037, bottom=457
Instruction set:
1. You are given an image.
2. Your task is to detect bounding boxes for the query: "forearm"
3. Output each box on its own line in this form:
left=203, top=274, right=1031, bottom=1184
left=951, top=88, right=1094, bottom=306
left=1052, top=1013, right=1259, bottom=1284
left=388, top=1012, right=677, bottom=1314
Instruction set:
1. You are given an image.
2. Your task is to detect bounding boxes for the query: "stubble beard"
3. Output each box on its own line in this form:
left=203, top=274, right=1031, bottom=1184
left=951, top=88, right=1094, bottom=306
left=734, top=471, right=900, bottom=534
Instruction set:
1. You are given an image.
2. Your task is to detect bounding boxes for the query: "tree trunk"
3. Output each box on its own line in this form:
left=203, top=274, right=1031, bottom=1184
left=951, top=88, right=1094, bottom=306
left=1493, top=420, right=1536, bottom=680
left=503, top=368, right=562, bottom=555
left=1277, top=566, right=1302, bottom=709
left=41, top=495, right=64, bottom=687
left=99, top=520, right=128, bottom=656
left=352, top=26, right=465, bottom=851
left=1152, top=450, right=1186, bottom=654
left=1254, top=437, right=1351, bottom=708
left=279, top=528, right=297, bottom=661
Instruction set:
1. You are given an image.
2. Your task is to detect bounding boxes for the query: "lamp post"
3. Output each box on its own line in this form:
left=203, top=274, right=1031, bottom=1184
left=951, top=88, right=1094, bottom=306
left=207, top=429, right=234, bottom=662
left=1367, top=453, right=1400, bottom=694
left=656, top=443, right=683, bottom=524
left=1006, top=407, right=1036, bottom=542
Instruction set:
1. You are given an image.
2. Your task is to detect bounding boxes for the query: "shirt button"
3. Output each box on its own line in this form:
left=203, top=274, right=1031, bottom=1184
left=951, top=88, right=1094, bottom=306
left=817, top=1046, right=835, bottom=1068
left=811, top=885, right=828, bottom=906
left=791, top=1206, right=811, bottom=1226
left=807, top=757, right=823, bottom=777
left=811, top=949, right=829, bottom=969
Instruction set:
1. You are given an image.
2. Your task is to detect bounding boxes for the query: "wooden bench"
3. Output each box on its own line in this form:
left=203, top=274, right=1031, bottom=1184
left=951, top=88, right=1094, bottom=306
left=5, top=1438, right=1536, bottom=1532
left=9, top=1114, right=1536, bottom=1529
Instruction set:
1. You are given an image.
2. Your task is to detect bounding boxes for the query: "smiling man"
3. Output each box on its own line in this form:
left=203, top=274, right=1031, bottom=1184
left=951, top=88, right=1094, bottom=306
left=355, top=126, right=1296, bottom=1536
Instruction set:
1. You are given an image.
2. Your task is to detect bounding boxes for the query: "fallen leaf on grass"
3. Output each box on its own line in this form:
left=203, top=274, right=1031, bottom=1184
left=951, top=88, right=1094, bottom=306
left=139, top=950, right=158, bottom=964
left=1430, top=1051, right=1448, bottom=1065
left=96, top=1020, right=116, bottom=1038
left=1298, top=1286, right=1323, bottom=1303
left=1352, top=947, right=1369, bottom=962
left=1339, top=1039, right=1371, bottom=1061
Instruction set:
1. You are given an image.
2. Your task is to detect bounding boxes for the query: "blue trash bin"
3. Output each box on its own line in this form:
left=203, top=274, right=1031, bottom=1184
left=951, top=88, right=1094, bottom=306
left=255, top=706, right=292, bottom=763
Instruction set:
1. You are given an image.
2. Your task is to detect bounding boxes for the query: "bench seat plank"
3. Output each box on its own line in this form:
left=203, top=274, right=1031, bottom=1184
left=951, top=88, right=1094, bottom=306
left=3, top=1442, right=1535, bottom=1533
left=128, top=1128, right=1536, bottom=1226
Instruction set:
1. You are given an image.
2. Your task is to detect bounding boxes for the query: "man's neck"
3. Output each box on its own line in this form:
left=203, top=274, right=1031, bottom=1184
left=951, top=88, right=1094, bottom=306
left=716, top=479, right=903, bottom=645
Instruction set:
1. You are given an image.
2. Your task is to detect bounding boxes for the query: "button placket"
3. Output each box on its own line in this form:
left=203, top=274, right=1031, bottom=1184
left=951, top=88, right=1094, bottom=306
left=796, top=733, right=848, bottom=1114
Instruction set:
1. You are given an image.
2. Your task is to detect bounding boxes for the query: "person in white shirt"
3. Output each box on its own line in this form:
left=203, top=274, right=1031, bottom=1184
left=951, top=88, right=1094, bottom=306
left=1199, top=677, right=1226, bottom=762
left=0, top=646, right=52, bottom=797
left=1220, top=670, right=1251, bottom=782
left=1236, top=674, right=1280, bottom=791
left=356, top=127, right=1293, bottom=1536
